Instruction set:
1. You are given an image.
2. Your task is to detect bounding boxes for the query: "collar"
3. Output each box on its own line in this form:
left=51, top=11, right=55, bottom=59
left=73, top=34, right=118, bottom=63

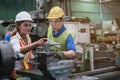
left=52, top=25, right=66, bottom=37
left=16, top=32, right=22, bottom=39
left=16, top=32, right=30, bottom=41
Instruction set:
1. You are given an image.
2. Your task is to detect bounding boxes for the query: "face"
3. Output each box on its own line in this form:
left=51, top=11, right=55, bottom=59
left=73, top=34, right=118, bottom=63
left=18, top=21, right=32, bottom=35
left=49, top=18, right=63, bottom=32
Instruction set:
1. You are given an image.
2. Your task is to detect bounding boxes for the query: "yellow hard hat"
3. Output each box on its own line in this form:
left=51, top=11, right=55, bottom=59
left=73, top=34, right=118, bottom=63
left=47, top=6, right=65, bottom=19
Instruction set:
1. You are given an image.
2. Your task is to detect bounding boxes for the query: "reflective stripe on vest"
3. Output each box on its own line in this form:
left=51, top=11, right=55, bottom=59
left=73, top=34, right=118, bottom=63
left=47, top=26, right=75, bottom=51
left=15, top=35, right=32, bottom=69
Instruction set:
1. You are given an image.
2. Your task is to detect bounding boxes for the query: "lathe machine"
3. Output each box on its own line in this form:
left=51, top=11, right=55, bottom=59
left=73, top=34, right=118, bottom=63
left=1, top=41, right=120, bottom=80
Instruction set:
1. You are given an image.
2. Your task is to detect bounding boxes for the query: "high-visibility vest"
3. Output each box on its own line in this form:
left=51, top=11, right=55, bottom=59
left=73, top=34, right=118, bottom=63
left=47, top=25, right=75, bottom=51
left=15, top=35, right=33, bottom=69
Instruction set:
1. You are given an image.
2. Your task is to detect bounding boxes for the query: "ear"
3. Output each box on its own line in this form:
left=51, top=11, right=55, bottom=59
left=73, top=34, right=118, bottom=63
left=61, top=19, right=64, bottom=23
left=62, top=18, right=64, bottom=22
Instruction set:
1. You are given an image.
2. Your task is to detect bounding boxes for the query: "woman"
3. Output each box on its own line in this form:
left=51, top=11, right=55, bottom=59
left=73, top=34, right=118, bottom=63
left=10, top=11, right=47, bottom=79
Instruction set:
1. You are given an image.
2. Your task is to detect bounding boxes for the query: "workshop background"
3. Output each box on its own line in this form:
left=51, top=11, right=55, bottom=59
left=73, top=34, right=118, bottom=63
left=0, top=0, right=120, bottom=20
left=1, top=0, right=120, bottom=80
left=0, top=0, right=120, bottom=42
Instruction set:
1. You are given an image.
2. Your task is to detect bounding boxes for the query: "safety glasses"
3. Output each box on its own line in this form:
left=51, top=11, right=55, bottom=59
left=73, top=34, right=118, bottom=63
left=21, top=23, right=32, bottom=28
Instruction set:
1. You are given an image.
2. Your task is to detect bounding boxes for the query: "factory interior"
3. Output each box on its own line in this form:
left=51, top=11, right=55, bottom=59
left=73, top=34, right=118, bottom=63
left=1, top=0, right=120, bottom=80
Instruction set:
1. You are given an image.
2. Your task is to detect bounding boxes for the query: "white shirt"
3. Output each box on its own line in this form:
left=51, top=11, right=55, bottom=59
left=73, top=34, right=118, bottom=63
left=10, top=32, right=21, bottom=53
left=10, top=32, right=30, bottom=70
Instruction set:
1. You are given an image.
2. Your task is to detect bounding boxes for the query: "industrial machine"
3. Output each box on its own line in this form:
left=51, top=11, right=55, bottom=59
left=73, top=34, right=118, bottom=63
left=0, top=41, right=24, bottom=79
left=0, top=41, right=75, bottom=80
left=1, top=40, right=120, bottom=80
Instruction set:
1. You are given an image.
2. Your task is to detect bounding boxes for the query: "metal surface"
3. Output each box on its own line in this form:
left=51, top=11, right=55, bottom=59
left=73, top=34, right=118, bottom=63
left=99, top=43, right=108, bottom=51
left=95, top=71, right=120, bottom=80
left=0, top=40, right=120, bottom=80
left=16, top=69, right=44, bottom=80
left=57, top=71, right=120, bottom=80
left=15, top=44, right=120, bottom=80
left=0, top=41, right=24, bottom=77
left=56, top=66, right=120, bottom=80
left=16, top=66, right=120, bottom=80
left=71, top=66, right=120, bottom=76
left=31, top=23, right=48, bottom=37
left=47, top=60, right=74, bottom=78
left=89, top=46, right=94, bottom=71
left=17, top=51, right=75, bottom=80
left=0, top=41, right=15, bottom=76
left=37, top=23, right=48, bottom=37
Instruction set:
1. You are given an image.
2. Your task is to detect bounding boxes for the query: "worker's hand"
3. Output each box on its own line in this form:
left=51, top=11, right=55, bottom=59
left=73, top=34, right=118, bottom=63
left=54, top=51, right=64, bottom=59
left=36, top=38, right=47, bottom=46
left=42, top=38, right=48, bottom=42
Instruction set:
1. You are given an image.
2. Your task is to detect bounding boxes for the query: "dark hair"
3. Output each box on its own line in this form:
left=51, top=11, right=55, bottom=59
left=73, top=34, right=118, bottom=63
left=16, top=21, right=24, bottom=26
left=15, top=21, right=24, bottom=31
left=59, top=17, right=64, bottom=21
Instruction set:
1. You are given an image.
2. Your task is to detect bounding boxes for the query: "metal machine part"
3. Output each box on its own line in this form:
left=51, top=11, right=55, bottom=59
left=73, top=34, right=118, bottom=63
left=99, top=43, right=108, bottom=51
left=114, top=44, right=120, bottom=66
left=0, top=41, right=24, bottom=77
left=30, top=23, right=48, bottom=37
left=0, top=41, right=73, bottom=80
left=47, top=60, right=74, bottom=78
left=30, top=0, right=52, bottom=20
left=57, top=66, right=120, bottom=80
left=35, top=51, right=75, bottom=79
left=30, top=22, right=48, bottom=42
left=1, top=40, right=120, bottom=80
left=0, top=41, right=15, bottom=76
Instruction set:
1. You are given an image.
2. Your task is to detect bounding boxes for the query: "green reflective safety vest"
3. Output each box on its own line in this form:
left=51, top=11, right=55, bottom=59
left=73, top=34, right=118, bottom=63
left=47, top=26, right=75, bottom=51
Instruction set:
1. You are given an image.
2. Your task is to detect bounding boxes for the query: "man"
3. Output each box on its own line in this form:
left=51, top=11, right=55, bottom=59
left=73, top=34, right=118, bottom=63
left=47, top=6, right=76, bottom=59
left=38, top=6, right=76, bottom=80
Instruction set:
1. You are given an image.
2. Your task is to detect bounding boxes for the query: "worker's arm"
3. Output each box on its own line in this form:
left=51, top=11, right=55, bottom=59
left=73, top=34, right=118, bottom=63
left=65, top=34, right=76, bottom=58
left=63, top=50, right=75, bottom=58
left=55, top=34, right=76, bottom=59
left=20, top=38, right=47, bottom=53
left=54, top=50, right=75, bottom=59
left=10, top=37, right=47, bottom=54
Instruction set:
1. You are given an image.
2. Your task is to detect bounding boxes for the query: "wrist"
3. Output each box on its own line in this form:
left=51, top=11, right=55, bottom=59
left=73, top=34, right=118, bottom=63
left=33, top=41, right=39, bottom=47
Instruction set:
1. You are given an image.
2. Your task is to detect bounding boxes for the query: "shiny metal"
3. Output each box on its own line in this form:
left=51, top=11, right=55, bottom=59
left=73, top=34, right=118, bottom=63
left=95, top=71, right=120, bottom=80
left=71, top=66, right=120, bottom=76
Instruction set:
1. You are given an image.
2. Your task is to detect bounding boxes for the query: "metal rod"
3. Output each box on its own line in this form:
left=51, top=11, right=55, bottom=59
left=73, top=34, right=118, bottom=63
left=65, top=0, right=68, bottom=16
left=95, top=71, right=120, bottom=80
left=90, top=46, right=94, bottom=71
left=71, top=66, right=120, bottom=76
left=69, top=0, right=72, bottom=16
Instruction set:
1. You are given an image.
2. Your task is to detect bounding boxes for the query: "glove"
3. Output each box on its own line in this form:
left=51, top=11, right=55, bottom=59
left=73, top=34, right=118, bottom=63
left=54, top=51, right=64, bottom=59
